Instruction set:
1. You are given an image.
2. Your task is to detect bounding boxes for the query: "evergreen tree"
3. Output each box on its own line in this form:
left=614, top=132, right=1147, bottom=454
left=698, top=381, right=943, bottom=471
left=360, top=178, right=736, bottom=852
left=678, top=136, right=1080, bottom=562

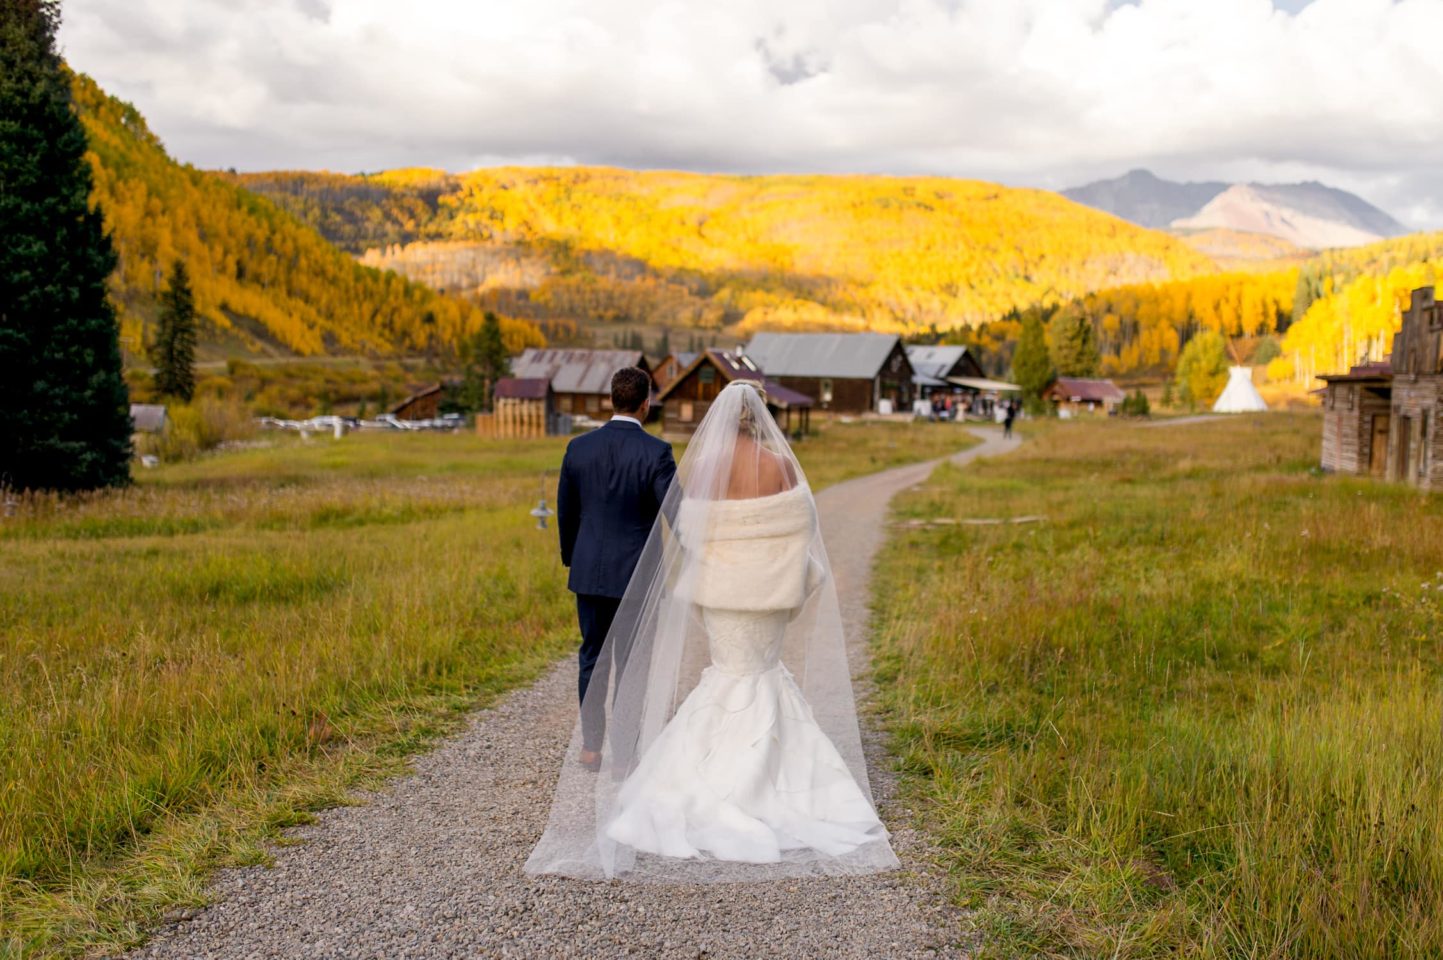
left=151, top=259, right=197, bottom=401
left=1011, top=311, right=1053, bottom=414
left=455, top=312, right=511, bottom=413
left=0, top=1, right=131, bottom=491
left=1047, top=311, right=1101, bottom=377
left=657, top=329, right=671, bottom=357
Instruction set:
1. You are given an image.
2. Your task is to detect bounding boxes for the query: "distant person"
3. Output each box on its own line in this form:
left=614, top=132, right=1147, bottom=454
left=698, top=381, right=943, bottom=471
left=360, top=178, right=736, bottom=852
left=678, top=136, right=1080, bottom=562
left=1003, top=399, right=1017, bottom=438
left=556, top=367, right=675, bottom=772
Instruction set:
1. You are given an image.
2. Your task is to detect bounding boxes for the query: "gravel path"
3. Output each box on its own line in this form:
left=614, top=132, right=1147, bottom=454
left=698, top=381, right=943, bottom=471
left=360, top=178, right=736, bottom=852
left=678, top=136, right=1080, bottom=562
left=122, top=427, right=1018, bottom=960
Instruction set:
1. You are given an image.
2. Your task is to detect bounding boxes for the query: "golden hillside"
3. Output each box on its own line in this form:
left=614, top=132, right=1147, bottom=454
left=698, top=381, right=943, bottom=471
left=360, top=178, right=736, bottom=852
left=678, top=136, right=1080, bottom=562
left=1270, top=231, right=1443, bottom=385
left=72, top=74, right=542, bottom=361
left=240, top=166, right=1218, bottom=336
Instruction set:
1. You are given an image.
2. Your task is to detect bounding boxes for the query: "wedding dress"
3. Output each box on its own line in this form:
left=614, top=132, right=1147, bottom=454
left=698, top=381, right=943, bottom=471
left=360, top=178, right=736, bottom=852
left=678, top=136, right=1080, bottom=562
left=525, top=381, right=899, bottom=882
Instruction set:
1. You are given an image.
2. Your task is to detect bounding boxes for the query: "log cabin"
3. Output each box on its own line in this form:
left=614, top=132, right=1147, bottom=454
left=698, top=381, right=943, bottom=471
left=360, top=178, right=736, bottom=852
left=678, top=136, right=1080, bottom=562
left=1042, top=377, right=1126, bottom=417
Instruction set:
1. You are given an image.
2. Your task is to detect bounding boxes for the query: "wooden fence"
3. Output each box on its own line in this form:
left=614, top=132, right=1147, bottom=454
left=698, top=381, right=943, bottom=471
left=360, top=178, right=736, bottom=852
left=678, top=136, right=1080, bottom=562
left=476, top=398, right=549, bottom=440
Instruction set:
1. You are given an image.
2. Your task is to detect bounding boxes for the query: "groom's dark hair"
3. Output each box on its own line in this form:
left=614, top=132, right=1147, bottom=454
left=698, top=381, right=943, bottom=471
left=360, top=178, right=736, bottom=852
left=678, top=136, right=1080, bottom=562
left=611, top=367, right=651, bottom=414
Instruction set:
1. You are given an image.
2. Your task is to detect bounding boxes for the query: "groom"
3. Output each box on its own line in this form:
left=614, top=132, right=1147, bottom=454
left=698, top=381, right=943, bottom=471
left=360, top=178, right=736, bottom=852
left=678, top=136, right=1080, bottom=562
left=557, top=367, right=676, bottom=770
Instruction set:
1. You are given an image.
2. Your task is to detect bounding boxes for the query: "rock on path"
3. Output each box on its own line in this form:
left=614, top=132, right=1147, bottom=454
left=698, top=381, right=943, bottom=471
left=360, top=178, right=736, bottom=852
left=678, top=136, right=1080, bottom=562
left=122, top=428, right=1018, bottom=960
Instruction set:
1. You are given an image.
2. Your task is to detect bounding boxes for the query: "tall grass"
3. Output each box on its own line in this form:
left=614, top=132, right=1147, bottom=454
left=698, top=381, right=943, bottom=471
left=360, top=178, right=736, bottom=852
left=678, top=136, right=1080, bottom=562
left=0, top=419, right=971, bottom=959
left=873, top=414, right=1443, bottom=958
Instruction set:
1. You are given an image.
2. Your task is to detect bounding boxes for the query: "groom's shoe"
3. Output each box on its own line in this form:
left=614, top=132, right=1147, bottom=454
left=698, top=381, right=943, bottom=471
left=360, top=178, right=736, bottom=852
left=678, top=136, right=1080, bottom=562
left=579, top=749, right=602, bottom=772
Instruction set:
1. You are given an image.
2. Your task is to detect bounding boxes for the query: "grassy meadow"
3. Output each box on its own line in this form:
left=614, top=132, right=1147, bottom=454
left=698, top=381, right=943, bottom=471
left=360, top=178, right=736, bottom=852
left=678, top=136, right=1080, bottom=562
left=0, top=417, right=969, bottom=959
left=874, top=413, right=1443, bottom=958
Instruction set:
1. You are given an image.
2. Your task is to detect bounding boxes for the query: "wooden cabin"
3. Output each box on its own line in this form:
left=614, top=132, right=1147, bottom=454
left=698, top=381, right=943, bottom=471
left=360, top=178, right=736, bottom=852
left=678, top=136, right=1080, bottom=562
left=1385, top=286, right=1443, bottom=489
left=478, top=377, right=556, bottom=439
left=1042, top=377, right=1126, bottom=417
left=743, top=333, right=914, bottom=414
left=509, top=348, right=652, bottom=419
left=1318, top=286, right=1443, bottom=490
left=652, top=352, right=697, bottom=390
left=1318, top=362, right=1392, bottom=476
left=906, top=345, right=1019, bottom=417
left=391, top=383, right=446, bottom=421
left=657, top=349, right=813, bottom=438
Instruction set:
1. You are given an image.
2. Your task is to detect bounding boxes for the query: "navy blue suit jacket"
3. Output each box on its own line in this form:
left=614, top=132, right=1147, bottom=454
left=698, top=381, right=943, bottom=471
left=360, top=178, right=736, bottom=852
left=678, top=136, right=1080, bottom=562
left=557, top=420, right=677, bottom=598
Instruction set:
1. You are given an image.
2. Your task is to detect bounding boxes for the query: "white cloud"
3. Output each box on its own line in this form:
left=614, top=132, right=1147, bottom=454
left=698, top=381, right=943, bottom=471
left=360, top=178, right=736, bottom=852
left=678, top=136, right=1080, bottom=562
left=59, top=0, right=1443, bottom=226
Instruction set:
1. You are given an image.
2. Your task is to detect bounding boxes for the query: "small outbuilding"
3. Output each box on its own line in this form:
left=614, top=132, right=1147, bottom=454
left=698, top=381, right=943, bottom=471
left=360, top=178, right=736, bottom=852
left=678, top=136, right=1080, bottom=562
left=1318, top=361, right=1392, bottom=477
left=1042, top=377, right=1126, bottom=417
left=129, top=403, right=168, bottom=434
left=391, top=384, right=446, bottom=421
left=652, top=352, right=697, bottom=391
left=479, top=377, right=557, bottom=439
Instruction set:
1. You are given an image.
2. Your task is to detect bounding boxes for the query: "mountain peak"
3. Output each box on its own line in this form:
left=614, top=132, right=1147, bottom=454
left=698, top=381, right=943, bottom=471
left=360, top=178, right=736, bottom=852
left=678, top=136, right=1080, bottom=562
left=1065, top=171, right=1408, bottom=249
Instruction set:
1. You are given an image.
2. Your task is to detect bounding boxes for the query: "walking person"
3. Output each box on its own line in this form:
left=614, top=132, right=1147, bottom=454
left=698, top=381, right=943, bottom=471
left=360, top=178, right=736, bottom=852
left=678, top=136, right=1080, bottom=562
left=1003, top=398, right=1017, bottom=439
left=556, top=367, right=676, bottom=772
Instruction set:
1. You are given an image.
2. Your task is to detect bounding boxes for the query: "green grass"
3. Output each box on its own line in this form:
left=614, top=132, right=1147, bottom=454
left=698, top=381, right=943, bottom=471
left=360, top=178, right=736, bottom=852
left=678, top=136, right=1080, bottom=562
left=872, top=413, right=1443, bottom=958
left=0, top=418, right=972, bottom=959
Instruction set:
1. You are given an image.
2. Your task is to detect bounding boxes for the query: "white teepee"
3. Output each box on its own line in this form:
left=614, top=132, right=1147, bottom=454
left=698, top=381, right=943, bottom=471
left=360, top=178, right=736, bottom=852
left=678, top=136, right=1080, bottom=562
left=1212, top=365, right=1268, bottom=413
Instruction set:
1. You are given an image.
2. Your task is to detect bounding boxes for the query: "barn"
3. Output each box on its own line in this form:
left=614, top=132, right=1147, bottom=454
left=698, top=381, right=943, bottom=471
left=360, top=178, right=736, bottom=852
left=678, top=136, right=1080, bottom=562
left=743, top=333, right=914, bottom=414
left=656, top=349, right=813, bottom=438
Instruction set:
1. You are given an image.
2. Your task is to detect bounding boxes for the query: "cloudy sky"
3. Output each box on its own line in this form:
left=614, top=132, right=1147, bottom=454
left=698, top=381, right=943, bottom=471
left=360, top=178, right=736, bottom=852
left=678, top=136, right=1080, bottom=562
left=60, top=0, right=1443, bottom=228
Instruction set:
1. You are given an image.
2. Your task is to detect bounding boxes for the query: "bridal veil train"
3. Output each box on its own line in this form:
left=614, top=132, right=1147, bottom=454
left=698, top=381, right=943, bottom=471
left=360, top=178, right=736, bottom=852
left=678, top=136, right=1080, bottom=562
left=525, top=380, right=899, bottom=882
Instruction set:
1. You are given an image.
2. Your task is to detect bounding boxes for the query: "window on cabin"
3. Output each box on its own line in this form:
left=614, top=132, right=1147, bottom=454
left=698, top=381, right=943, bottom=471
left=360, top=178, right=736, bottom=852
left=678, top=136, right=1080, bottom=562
left=699, top=367, right=715, bottom=384
left=557, top=395, right=573, bottom=413
left=586, top=396, right=600, bottom=413
left=820, top=378, right=834, bottom=403
left=680, top=402, right=694, bottom=422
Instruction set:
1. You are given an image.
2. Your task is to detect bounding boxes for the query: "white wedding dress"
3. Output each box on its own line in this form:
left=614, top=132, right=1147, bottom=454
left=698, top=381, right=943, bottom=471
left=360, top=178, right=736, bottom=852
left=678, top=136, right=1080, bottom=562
left=603, top=484, right=888, bottom=863
left=525, top=380, right=898, bottom=882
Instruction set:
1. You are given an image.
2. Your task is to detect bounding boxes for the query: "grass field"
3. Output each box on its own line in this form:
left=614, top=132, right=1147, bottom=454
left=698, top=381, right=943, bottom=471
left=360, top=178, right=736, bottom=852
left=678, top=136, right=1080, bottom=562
left=0, top=417, right=971, bottom=959
left=874, top=414, right=1443, bottom=958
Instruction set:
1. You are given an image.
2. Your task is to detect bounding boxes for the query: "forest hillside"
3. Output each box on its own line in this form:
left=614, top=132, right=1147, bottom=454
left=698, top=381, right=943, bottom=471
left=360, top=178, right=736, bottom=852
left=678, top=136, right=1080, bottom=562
left=238, top=166, right=1219, bottom=338
left=73, top=73, right=543, bottom=363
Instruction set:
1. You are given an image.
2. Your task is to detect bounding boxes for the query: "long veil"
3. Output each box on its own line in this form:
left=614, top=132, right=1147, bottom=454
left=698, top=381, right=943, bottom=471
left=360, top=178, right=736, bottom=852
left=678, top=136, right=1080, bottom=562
left=525, top=381, right=898, bottom=882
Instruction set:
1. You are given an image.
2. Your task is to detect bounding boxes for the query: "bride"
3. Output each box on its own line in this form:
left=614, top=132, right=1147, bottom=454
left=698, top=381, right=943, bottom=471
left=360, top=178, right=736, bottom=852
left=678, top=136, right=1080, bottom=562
left=525, top=380, right=899, bottom=882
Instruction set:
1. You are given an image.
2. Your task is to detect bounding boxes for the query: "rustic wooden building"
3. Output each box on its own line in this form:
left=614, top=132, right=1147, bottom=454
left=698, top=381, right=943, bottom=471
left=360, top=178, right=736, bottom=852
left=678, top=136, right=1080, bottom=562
left=391, top=383, right=447, bottom=421
left=1042, top=377, right=1126, bottom=417
left=743, top=333, right=914, bottom=414
left=1384, top=286, right=1443, bottom=488
left=1318, top=361, right=1392, bottom=477
left=477, top=377, right=556, bottom=439
left=652, top=352, right=697, bottom=391
left=656, top=349, right=813, bottom=438
left=509, top=348, right=652, bottom=419
left=1318, top=286, right=1443, bottom=490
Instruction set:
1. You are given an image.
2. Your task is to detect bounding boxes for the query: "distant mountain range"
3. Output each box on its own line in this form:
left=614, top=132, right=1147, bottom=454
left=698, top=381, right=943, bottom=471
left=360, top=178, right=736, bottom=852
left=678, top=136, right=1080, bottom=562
left=1063, top=169, right=1409, bottom=250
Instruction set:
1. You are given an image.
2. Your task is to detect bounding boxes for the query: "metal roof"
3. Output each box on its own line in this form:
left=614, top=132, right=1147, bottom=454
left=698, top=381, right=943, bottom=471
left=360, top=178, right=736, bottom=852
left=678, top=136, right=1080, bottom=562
left=906, top=345, right=973, bottom=381
left=511, top=349, right=647, bottom=395
left=743, top=333, right=903, bottom=379
left=129, top=404, right=167, bottom=433
left=655, top=349, right=812, bottom=408
left=495, top=377, right=552, bottom=400
left=1048, top=377, right=1126, bottom=402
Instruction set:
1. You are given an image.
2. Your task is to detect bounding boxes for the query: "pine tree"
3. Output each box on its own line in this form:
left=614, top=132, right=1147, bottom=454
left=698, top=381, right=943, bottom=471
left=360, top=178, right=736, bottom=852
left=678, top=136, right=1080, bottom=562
left=456, top=312, right=511, bottom=413
left=1011, top=311, right=1053, bottom=413
left=151, top=259, right=196, bottom=402
left=0, top=1, right=131, bottom=491
left=1047, top=312, right=1101, bottom=377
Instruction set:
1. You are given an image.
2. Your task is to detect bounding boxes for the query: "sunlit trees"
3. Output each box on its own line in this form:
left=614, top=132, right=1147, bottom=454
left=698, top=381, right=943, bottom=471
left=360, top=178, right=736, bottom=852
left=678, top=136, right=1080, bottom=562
left=1, top=2, right=131, bottom=491
left=1047, top=311, right=1101, bottom=377
left=71, top=73, right=545, bottom=363
left=1175, top=330, right=1229, bottom=409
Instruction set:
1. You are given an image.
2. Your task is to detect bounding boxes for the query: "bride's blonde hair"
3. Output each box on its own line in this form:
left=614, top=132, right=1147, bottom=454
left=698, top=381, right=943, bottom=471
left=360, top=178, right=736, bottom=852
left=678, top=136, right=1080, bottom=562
left=731, top=380, right=767, bottom=435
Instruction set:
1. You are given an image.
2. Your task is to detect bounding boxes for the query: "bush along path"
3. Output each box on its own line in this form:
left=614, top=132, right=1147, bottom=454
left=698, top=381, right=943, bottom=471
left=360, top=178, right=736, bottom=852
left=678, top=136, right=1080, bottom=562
left=121, top=428, right=1020, bottom=960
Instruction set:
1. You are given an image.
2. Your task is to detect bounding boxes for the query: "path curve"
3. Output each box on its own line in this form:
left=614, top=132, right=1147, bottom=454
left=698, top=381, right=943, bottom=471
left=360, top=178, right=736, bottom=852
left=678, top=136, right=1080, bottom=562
left=123, top=427, right=1018, bottom=960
